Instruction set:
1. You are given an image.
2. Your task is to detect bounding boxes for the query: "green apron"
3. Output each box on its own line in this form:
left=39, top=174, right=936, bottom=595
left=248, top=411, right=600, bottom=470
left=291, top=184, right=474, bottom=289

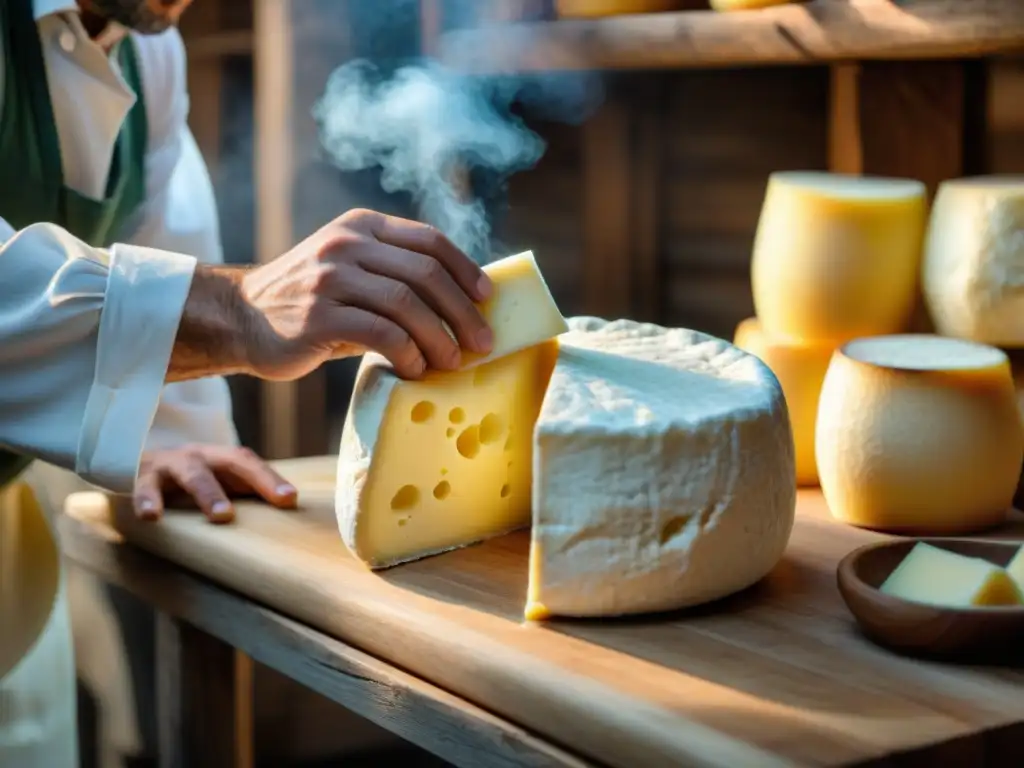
left=0, top=0, right=148, bottom=488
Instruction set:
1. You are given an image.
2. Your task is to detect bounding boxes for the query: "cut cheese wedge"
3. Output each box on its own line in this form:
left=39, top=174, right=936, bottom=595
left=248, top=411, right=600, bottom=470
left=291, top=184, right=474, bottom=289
left=462, top=250, right=568, bottom=370
left=816, top=334, right=1023, bottom=535
left=710, top=0, right=794, bottom=10
left=526, top=317, right=796, bottom=620
left=751, top=171, right=926, bottom=345
left=337, top=341, right=558, bottom=568
left=733, top=317, right=834, bottom=486
left=921, top=176, right=1024, bottom=347
left=880, top=542, right=1022, bottom=608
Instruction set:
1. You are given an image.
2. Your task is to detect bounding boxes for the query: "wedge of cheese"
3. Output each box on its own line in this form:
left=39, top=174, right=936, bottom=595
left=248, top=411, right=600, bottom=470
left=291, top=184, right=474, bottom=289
left=921, top=176, right=1024, bottom=347
left=526, top=317, right=796, bottom=620
left=733, top=317, right=834, bottom=486
left=751, top=171, right=926, bottom=345
left=460, top=250, right=568, bottom=370
left=337, top=341, right=558, bottom=567
left=816, top=334, right=1024, bottom=535
left=880, top=542, right=1022, bottom=608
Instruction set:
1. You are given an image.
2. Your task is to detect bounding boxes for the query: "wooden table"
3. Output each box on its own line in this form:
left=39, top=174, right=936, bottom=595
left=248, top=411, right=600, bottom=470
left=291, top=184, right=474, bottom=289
left=61, top=456, right=1024, bottom=768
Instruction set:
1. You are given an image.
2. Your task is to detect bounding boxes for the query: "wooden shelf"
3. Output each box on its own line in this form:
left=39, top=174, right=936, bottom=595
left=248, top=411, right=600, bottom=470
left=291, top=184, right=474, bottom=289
left=438, top=0, right=1024, bottom=73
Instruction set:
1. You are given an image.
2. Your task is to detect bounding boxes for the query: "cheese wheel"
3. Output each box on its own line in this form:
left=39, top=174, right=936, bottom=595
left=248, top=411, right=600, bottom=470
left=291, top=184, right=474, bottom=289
left=733, top=318, right=833, bottom=485
left=555, top=0, right=687, bottom=17
left=526, top=317, right=796, bottom=620
left=710, top=0, right=794, bottom=11
left=751, top=171, right=927, bottom=345
left=921, top=176, right=1024, bottom=347
left=816, top=334, right=1023, bottom=535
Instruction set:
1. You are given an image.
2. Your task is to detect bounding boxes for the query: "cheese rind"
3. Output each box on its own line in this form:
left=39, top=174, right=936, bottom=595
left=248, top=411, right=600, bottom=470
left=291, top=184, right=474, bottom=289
left=461, top=250, right=569, bottom=370
left=816, top=334, right=1024, bottom=535
left=733, top=318, right=834, bottom=486
left=880, top=542, right=1022, bottom=608
left=337, top=342, right=558, bottom=568
left=751, top=171, right=926, bottom=345
left=921, top=176, right=1024, bottom=346
left=527, top=317, right=797, bottom=619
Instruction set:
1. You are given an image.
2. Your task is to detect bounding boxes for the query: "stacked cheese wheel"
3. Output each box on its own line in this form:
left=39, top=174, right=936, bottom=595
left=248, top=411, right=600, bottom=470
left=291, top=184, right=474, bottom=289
left=336, top=251, right=797, bottom=620
left=734, top=171, right=927, bottom=486
left=921, top=176, right=1024, bottom=515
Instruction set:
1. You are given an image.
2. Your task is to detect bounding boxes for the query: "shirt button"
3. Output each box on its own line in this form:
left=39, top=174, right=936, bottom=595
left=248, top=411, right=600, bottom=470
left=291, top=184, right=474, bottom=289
left=59, top=30, right=76, bottom=53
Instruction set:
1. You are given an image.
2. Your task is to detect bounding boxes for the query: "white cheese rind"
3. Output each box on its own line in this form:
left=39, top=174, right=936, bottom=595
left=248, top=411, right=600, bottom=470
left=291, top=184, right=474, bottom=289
left=921, top=176, right=1024, bottom=346
left=527, top=317, right=797, bottom=618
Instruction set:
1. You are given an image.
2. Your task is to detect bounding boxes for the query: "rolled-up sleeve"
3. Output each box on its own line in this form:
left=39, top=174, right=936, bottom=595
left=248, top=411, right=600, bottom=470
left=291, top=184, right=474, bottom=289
left=0, top=219, right=196, bottom=492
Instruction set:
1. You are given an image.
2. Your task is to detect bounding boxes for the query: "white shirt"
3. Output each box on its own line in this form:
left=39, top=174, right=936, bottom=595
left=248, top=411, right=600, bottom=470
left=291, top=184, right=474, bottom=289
left=0, top=0, right=239, bottom=494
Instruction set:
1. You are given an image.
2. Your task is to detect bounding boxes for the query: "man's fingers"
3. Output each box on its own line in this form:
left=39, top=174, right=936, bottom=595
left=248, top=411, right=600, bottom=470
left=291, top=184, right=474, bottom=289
left=334, top=268, right=462, bottom=371
left=325, top=306, right=426, bottom=379
left=211, top=448, right=298, bottom=510
left=133, top=469, right=165, bottom=521
left=359, top=243, right=493, bottom=357
left=366, top=214, right=493, bottom=303
left=165, top=456, right=235, bottom=524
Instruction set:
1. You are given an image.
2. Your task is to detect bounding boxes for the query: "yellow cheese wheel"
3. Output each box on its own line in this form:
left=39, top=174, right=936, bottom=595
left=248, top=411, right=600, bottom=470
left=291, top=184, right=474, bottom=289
left=816, top=334, right=1023, bottom=535
left=555, top=0, right=686, bottom=17
left=710, top=0, right=795, bottom=10
left=921, top=176, right=1024, bottom=347
left=733, top=318, right=833, bottom=486
left=751, top=171, right=927, bottom=346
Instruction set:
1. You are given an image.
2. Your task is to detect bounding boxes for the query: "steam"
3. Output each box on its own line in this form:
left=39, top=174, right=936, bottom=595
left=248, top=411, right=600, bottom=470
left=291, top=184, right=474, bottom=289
left=314, top=57, right=602, bottom=264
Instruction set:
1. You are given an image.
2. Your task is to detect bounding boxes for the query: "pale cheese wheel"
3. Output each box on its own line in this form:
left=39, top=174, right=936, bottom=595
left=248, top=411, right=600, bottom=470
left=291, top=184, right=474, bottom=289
left=816, top=334, right=1023, bottom=535
left=734, top=317, right=833, bottom=486
left=921, top=176, right=1024, bottom=347
left=751, top=171, right=927, bottom=345
left=710, top=0, right=795, bottom=11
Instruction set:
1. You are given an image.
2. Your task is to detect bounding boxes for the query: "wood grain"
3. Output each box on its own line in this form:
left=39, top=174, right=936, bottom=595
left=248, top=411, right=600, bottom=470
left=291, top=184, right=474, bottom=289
left=64, top=457, right=1024, bottom=768
left=58, top=503, right=593, bottom=768
left=439, top=0, right=1024, bottom=74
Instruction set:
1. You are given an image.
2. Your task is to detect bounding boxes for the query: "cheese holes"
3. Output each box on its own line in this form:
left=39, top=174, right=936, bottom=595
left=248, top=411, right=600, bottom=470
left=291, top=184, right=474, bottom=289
left=659, top=516, right=689, bottom=545
left=448, top=407, right=465, bottom=423
left=390, top=484, right=419, bottom=511
left=479, top=413, right=504, bottom=444
left=500, top=483, right=510, bottom=498
left=410, top=400, right=435, bottom=423
left=433, top=481, right=451, bottom=500
left=446, top=427, right=456, bottom=437
left=456, top=425, right=480, bottom=459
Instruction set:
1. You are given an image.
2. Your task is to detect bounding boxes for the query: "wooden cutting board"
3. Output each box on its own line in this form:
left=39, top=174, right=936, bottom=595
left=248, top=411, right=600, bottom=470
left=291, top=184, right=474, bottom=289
left=64, top=456, right=1024, bottom=768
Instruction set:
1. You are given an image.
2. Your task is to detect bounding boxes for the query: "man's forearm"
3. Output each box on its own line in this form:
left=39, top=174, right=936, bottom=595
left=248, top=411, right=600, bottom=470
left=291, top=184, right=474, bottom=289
left=167, top=265, right=254, bottom=382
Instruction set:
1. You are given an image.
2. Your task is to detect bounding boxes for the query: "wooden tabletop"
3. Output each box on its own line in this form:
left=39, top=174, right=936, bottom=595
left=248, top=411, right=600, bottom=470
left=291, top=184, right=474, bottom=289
left=62, top=456, right=1024, bottom=768
left=438, top=0, right=1024, bottom=73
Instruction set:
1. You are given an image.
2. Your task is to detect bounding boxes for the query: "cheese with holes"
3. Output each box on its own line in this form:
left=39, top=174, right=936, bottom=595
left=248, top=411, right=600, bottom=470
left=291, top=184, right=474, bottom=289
left=816, top=335, right=1024, bottom=535
left=337, top=341, right=557, bottom=567
left=751, top=171, right=926, bottom=345
left=880, top=542, right=1022, bottom=608
left=460, top=250, right=568, bottom=370
left=733, top=318, right=833, bottom=486
left=710, top=0, right=794, bottom=11
left=921, top=176, right=1024, bottom=346
left=525, top=317, right=797, bottom=620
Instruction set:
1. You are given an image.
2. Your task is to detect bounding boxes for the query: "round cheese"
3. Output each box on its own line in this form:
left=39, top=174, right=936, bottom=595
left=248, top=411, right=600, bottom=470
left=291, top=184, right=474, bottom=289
left=816, top=334, right=1023, bottom=535
left=710, top=0, right=795, bottom=11
left=733, top=317, right=834, bottom=486
left=921, top=176, right=1024, bottom=347
left=526, top=317, right=796, bottom=620
left=555, top=0, right=687, bottom=17
left=751, top=171, right=927, bottom=345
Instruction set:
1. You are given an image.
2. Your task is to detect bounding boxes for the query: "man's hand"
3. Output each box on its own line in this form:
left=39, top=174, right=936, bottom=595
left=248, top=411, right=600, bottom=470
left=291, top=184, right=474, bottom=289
left=133, top=445, right=298, bottom=524
left=168, top=209, right=495, bottom=384
left=240, top=209, right=496, bottom=381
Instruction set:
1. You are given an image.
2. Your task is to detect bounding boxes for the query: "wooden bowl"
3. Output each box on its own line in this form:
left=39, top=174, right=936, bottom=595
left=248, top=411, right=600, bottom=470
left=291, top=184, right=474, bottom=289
left=837, top=538, right=1024, bottom=662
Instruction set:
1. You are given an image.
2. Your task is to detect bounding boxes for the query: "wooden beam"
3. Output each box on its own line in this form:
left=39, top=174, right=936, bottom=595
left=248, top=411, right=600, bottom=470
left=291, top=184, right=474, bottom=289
left=439, top=0, right=1024, bottom=74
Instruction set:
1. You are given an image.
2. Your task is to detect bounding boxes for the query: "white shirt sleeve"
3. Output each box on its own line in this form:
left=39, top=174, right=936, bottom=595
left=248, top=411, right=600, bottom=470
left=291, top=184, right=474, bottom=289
left=119, top=28, right=239, bottom=450
left=0, top=219, right=196, bottom=493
